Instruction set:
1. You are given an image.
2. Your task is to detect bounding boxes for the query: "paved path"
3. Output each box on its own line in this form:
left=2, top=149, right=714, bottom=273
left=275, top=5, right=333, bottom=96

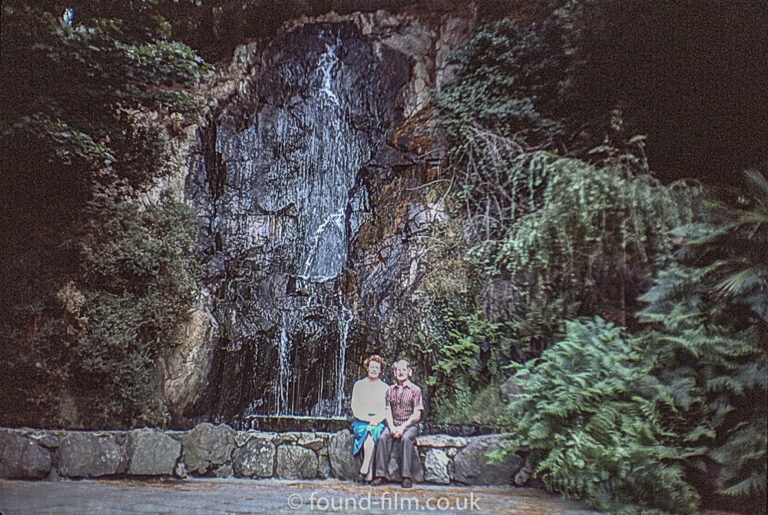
left=0, top=478, right=597, bottom=514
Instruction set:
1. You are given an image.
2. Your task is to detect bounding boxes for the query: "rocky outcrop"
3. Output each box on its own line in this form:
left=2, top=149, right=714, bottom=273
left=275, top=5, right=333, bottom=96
left=159, top=308, right=218, bottom=420
left=0, top=424, right=530, bottom=486
left=453, top=435, right=523, bottom=485
left=170, top=6, right=475, bottom=423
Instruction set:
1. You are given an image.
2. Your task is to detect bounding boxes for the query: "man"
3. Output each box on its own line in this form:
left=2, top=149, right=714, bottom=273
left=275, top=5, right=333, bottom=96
left=372, top=359, right=424, bottom=488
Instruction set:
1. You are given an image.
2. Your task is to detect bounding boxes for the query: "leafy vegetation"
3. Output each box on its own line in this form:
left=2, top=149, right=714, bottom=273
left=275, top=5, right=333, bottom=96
left=500, top=174, right=767, bottom=512
left=428, top=3, right=766, bottom=512
left=0, top=1, right=209, bottom=427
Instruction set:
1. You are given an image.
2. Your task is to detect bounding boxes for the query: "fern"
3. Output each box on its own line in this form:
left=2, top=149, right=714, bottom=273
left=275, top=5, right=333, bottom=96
left=504, top=317, right=704, bottom=513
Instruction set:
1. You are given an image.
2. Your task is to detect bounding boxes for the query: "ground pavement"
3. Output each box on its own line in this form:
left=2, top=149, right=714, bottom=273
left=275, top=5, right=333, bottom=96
left=0, top=478, right=598, bottom=514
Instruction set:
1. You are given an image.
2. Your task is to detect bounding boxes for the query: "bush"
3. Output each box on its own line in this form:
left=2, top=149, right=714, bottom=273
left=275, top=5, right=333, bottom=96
left=501, top=318, right=703, bottom=513
left=501, top=171, right=768, bottom=513
left=72, top=198, right=200, bottom=427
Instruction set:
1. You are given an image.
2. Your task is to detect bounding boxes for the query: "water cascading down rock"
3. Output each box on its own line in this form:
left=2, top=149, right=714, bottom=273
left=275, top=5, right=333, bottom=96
left=186, top=22, right=411, bottom=422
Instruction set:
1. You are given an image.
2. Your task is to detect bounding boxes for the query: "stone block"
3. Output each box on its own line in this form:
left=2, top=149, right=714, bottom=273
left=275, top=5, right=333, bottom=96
left=180, top=423, right=236, bottom=475
left=423, top=448, right=450, bottom=484
left=276, top=444, right=318, bottom=479
left=0, top=430, right=52, bottom=479
left=58, top=432, right=127, bottom=478
left=327, top=430, right=360, bottom=480
left=127, top=428, right=181, bottom=476
left=415, top=434, right=468, bottom=448
left=453, top=435, right=523, bottom=485
left=233, top=438, right=276, bottom=478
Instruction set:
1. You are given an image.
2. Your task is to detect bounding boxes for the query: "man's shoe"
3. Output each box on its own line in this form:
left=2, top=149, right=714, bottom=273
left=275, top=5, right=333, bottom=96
left=372, top=477, right=386, bottom=486
left=401, top=478, right=412, bottom=489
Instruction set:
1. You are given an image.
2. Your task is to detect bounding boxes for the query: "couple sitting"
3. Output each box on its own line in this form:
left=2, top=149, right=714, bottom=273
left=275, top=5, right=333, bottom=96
left=350, top=355, right=423, bottom=488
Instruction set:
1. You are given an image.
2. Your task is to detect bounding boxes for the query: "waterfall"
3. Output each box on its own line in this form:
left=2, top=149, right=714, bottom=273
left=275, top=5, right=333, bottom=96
left=274, top=318, right=292, bottom=415
left=300, top=210, right=345, bottom=282
left=191, top=21, right=411, bottom=421
left=335, top=303, right=353, bottom=415
left=317, top=42, right=340, bottom=106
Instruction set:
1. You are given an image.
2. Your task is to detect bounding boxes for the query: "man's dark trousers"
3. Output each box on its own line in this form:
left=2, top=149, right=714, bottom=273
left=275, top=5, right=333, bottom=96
left=374, top=426, right=419, bottom=479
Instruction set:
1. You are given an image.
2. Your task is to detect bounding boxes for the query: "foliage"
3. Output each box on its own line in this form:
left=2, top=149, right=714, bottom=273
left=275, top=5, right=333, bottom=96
left=1, top=1, right=211, bottom=190
left=424, top=146, right=696, bottom=386
left=426, top=307, right=514, bottom=419
left=432, top=382, right=514, bottom=428
left=73, top=198, right=200, bottom=427
left=637, top=170, right=768, bottom=508
left=500, top=171, right=768, bottom=513
left=470, top=150, right=695, bottom=321
left=501, top=318, right=704, bottom=513
left=434, top=18, right=574, bottom=152
left=0, top=1, right=208, bottom=427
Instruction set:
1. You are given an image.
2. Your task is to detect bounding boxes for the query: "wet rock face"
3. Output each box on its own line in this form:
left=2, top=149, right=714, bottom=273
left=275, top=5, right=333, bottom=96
left=177, top=9, right=475, bottom=426
left=187, top=21, right=412, bottom=421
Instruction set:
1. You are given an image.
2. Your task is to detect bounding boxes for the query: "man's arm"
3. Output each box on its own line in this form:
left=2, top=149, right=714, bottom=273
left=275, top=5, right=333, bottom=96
left=401, top=386, right=424, bottom=431
left=384, top=405, right=395, bottom=430
left=384, top=388, right=395, bottom=430
left=403, top=407, right=421, bottom=428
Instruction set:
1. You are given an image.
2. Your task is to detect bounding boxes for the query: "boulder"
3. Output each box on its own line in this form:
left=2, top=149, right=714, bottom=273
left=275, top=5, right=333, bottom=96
left=58, top=432, right=127, bottom=478
left=127, top=428, right=181, bottom=476
left=453, top=435, right=523, bottom=485
left=0, top=430, right=52, bottom=479
left=233, top=438, right=276, bottom=478
left=327, top=430, right=360, bottom=480
left=159, top=308, right=218, bottom=418
left=276, top=444, right=318, bottom=479
left=500, top=374, right=527, bottom=404
left=180, top=423, right=236, bottom=475
left=423, top=448, right=450, bottom=484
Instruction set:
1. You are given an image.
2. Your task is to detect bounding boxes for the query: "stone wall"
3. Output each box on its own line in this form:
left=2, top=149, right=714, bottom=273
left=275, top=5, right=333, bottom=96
left=0, top=424, right=532, bottom=486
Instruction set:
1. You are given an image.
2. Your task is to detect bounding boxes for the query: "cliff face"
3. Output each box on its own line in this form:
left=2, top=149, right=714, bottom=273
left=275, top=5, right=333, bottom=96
left=165, top=9, right=474, bottom=425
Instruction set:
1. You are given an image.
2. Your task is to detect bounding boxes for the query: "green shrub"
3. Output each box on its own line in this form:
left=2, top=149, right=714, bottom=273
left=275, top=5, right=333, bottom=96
left=500, top=171, right=767, bottom=513
left=435, top=18, right=573, bottom=150
left=0, top=1, right=208, bottom=428
left=73, top=197, right=200, bottom=427
left=501, top=317, right=703, bottom=513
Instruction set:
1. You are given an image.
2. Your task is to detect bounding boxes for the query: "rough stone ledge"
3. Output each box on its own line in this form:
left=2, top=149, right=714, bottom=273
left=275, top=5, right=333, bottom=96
left=0, top=425, right=530, bottom=487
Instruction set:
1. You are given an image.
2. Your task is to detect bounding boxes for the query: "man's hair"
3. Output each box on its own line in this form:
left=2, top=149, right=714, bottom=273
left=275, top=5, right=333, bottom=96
left=364, top=354, right=386, bottom=370
left=392, top=359, right=411, bottom=371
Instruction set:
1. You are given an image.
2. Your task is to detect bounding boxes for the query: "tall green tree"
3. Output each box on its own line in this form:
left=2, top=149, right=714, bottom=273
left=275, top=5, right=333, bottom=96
left=1, top=1, right=209, bottom=427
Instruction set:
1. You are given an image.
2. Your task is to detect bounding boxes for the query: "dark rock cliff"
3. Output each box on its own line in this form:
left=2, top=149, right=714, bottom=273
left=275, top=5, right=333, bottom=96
left=171, top=10, right=473, bottom=426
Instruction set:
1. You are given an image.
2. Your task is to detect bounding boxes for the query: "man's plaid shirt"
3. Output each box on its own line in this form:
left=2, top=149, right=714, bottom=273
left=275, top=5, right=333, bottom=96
left=385, top=380, right=424, bottom=426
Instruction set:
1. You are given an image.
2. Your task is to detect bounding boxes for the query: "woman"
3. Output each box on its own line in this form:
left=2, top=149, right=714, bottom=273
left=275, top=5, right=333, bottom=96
left=351, top=354, right=389, bottom=482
